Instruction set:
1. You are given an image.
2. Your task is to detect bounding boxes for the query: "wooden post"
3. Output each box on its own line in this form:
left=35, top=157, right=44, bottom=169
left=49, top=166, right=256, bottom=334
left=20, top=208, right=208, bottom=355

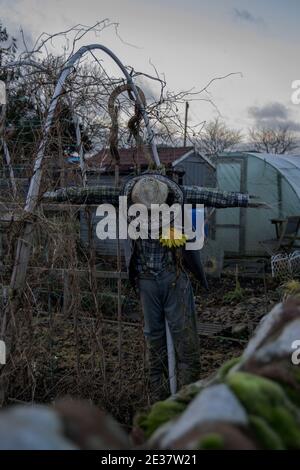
left=184, top=101, right=189, bottom=147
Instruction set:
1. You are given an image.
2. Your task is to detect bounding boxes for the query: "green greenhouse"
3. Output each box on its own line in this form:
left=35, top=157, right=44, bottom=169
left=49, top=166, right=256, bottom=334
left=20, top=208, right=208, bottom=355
left=213, top=152, right=300, bottom=256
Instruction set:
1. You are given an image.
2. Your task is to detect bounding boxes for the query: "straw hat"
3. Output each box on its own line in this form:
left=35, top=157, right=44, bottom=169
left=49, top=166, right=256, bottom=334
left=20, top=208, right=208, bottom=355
left=121, top=173, right=184, bottom=236
left=131, top=176, right=169, bottom=208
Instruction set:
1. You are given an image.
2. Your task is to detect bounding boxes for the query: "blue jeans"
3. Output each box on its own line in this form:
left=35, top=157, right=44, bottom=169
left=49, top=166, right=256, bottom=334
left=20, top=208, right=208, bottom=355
left=138, top=270, right=200, bottom=401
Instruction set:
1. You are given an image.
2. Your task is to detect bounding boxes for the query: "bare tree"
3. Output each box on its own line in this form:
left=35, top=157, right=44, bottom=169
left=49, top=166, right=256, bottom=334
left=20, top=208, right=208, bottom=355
left=199, top=118, right=242, bottom=159
left=248, top=125, right=298, bottom=154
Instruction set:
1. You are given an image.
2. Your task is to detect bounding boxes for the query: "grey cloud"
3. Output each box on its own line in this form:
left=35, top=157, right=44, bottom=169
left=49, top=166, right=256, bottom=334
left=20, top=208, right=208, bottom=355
left=279, top=120, right=300, bottom=132
left=1, top=12, right=35, bottom=51
left=233, top=8, right=264, bottom=25
left=248, top=102, right=300, bottom=132
left=249, top=103, right=289, bottom=121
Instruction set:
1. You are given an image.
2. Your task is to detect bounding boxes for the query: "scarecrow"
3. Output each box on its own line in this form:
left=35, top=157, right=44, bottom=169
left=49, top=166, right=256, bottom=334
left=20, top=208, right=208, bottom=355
left=46, top=174, right=266, bottom=401
left=45, top=85, right=267, bottom=402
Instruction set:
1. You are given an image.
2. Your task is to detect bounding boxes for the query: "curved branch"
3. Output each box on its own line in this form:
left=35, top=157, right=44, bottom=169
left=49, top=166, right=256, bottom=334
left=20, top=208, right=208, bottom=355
left=9, top=43, right=161, bottom=290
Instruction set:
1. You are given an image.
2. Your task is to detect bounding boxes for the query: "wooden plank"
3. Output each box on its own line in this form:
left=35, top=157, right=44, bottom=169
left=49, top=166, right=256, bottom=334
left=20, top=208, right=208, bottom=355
left=0, top=265, right=129, bottom=280
left=215, top=224, right=240, bottom=229
left=0, top=203, right=101, bottom=213
left=197, top=321, right=231, bottom=336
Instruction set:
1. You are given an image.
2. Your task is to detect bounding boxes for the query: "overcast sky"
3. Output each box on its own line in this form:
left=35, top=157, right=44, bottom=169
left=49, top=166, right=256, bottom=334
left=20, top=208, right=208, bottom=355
left=1, top=0, right=300, bottom=135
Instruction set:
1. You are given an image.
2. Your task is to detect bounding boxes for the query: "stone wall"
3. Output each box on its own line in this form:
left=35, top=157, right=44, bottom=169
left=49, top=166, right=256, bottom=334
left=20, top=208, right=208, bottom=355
left=136, top=298, right=300, bottom=450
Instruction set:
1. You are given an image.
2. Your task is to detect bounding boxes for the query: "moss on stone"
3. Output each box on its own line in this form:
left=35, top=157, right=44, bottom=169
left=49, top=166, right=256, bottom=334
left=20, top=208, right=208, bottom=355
left=284, top=366, right=300, bottom=407
left=218, top=356, right=241, bottom=380
left=171, top=383, right=201, bottom=405
left=271, top=406, right=300, bottom=448
left=291, top=365, right=300, bottom=385
left=249, top=415, right=285, bottom=450
left=280, top=384, right=300, bottom=408
left=136, top=400, right=186, bottom=438
left=198, top=433, right=224, bottom=450
left=227, top=372, right=285, bottom=418
left=227, top=372, right=300, bottom=449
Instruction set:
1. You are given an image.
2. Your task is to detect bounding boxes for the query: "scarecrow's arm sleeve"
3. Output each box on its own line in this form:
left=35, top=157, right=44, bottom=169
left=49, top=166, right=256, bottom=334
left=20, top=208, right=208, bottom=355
left=183, top=186, right=250, bottom=208
left=43, top=186, right=120, bottom=206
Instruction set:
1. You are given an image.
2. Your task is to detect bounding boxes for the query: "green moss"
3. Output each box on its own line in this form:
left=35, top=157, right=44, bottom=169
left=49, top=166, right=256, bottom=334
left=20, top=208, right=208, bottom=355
left=218, top=356, right=241, bottom=380
left=249, top=415, right=285, bottom=450
left=284, top=366, right=300, bottom=407
left=280, top=384, right=300, bottom=408
left=227, top=372, right=286, bottom=418
left=172, top=383, right=201, bottom=405
left=291, top=365, right=300, bottom=385
left=271, top=406, right=300, bottom=448
left=198, top=433, right=224, bottom=450
left=263, top=365, right=300, bottom=408
left=137, top=400, right=186, bottom=438
left=227, top=372, right=300, bottom=449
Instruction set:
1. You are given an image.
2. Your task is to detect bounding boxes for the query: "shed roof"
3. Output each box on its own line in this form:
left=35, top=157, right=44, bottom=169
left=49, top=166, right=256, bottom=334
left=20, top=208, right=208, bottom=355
left=86, top=147, right=194, bottom=172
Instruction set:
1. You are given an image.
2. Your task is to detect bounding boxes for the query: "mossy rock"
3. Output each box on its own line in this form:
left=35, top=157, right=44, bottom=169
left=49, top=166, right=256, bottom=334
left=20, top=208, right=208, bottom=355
left=218, top=356, right=241, bottom=380
left=292, top=364, right=300, bottom=382
left=136, top=400, right=186, bottom=438
left=279, top=384, right=300, bottom=409
left=198, top=433, right=224, bottom=450
left=227, top=372, right=300, bottom=449
left=278, top=365, right=300, bottom=408
left=249, top=415, right=285, bottom=450
left=170, top=383, right=202, bottom=405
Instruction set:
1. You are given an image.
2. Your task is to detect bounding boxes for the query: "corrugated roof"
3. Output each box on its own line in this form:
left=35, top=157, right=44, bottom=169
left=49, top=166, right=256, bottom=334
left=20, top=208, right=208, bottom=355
left=248, top=153, right=300, bottom=199
left=86, top=147, right=194, bottom=172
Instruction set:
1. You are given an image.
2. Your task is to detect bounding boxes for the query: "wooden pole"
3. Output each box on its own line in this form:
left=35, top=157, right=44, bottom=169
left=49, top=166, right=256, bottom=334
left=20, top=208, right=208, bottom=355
left=184, top=101, right=189, bottom=147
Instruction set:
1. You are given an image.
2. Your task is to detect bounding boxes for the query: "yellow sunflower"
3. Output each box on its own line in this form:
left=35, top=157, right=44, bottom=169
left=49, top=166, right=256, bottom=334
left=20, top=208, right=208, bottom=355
left=159, top=227, right=188, bottom=248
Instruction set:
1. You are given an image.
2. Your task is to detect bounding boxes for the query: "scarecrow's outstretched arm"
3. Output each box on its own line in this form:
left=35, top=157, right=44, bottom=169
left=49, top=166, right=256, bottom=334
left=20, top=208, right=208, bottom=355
left=44, top=185, right=266, bottom=209
left=183, top=186, right=266, bottom=208
left=43, top=186, right=120, bottom=206
left=183, top=186, right=249, bottom=207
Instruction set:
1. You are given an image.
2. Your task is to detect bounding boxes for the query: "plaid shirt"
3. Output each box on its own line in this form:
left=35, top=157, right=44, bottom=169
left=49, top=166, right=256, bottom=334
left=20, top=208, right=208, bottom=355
left=45, top=185, right=249, bottom=208
left=133, top=238, right=175, bottom=275
left=45, top=185, right=249, bottom=274
left=44, top=186, right=120, bottom=206
left=183, top=186, right=249, bottom=207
